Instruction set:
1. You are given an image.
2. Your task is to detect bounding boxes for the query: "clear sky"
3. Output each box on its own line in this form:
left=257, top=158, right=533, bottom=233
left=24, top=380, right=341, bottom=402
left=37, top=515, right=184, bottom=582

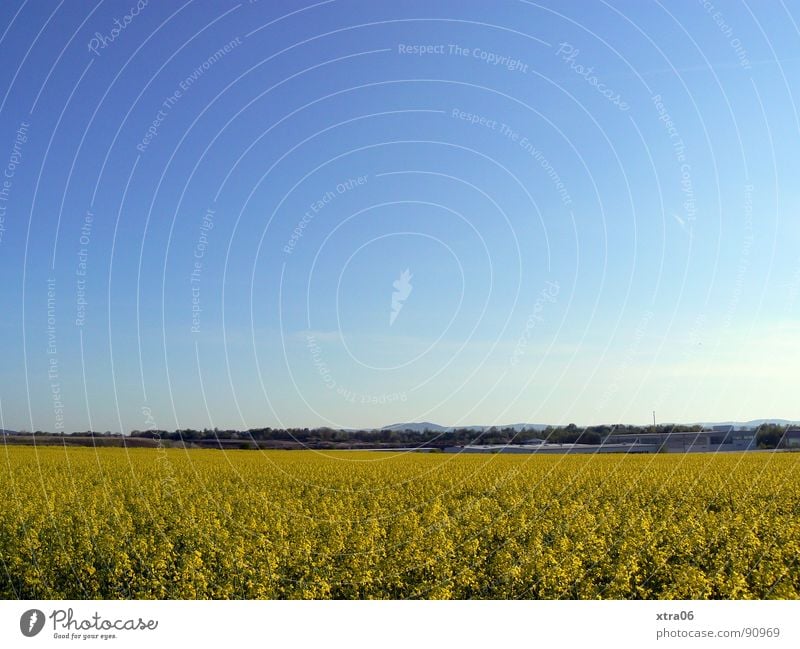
left=0, top=0, right=799, bottom=433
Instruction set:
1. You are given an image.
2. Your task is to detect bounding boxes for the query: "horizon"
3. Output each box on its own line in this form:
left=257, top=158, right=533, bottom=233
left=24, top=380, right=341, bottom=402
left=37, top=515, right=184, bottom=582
left=3, top=416, right=798, bottom=436
left=2, top=2, right=799, bottom=432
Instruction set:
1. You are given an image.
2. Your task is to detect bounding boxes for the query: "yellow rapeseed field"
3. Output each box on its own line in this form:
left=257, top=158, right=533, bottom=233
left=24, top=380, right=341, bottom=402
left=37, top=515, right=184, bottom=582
left=1, top=446, right=799, bottom=599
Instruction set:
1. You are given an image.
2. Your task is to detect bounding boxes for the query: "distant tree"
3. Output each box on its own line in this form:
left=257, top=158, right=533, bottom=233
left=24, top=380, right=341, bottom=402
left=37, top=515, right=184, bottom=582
left=756, top=424, right=786, bottom=449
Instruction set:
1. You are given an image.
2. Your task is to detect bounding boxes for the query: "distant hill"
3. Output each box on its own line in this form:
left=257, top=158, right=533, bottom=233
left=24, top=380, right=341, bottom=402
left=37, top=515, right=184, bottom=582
left=380, top=422, right=550, bottom=433
left=697, top=419, right=797, bottom=429
left=379, top=420, right=797, bottom=433
left=381, top=422, right=450, bottom=433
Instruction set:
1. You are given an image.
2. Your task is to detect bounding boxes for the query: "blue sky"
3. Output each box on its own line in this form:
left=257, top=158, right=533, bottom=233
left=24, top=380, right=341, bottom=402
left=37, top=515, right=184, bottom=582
left=1, top=0, right=799, bottom=432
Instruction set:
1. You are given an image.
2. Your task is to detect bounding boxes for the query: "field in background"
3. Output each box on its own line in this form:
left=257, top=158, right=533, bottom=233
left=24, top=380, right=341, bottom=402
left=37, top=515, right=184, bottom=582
left=1, top=447, right=799, bottom=599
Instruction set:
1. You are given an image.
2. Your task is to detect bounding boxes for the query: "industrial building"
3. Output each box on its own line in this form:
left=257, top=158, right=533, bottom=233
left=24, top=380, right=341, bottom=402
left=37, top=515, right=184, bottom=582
left=443, top=425, right=763, bottom=455
left=783, top=428, right=800, bottom=448
left=604, top=425, right=756, bottom=452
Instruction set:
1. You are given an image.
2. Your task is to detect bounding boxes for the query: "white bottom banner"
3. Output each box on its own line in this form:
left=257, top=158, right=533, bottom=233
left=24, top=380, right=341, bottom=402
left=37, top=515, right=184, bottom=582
left=0, top=600, right=797, bottom=648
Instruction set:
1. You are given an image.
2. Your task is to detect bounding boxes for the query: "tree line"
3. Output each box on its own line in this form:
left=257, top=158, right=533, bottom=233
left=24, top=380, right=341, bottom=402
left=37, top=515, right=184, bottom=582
left=127, top=423, right=705, bottom=448
left=7, top=423, right=793, bottom=449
